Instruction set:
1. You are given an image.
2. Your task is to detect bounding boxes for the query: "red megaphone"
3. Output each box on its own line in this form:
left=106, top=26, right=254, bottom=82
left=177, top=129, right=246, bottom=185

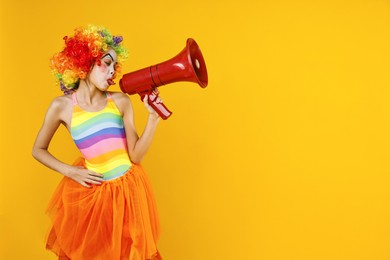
left=119, top=38, right=208, bottom=120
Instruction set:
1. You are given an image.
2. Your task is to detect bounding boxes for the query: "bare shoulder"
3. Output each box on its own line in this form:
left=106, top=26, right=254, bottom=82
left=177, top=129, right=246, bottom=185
left=110, top=91, right=134, bottom=116
left=45, top=95, right=73, bottom=127
left=110, top=91, right=133, bottom=111
left=49, top=95, right=73, bottom=112
left=110, top=91, right=131, bottom=102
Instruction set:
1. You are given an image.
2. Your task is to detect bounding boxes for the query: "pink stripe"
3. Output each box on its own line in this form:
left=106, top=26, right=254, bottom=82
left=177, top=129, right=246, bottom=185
left=80, top=138, right=128, bottom=159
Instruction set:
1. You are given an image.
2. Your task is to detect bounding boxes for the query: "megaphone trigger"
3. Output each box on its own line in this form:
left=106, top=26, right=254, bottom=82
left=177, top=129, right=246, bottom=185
left=148, top=94, right=172, bottom=120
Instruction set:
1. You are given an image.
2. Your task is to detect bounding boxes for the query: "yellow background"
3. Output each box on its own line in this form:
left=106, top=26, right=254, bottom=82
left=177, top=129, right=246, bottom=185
left=1, top=0, right=390, bottom=259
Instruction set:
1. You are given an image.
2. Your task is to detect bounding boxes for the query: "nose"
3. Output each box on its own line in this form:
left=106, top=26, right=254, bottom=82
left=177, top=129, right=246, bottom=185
left=109, top=66, right=115, bottom=75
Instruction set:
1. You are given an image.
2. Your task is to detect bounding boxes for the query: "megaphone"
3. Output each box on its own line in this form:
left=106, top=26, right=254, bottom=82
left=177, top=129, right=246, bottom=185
left=119, top=38, right=208, bottom=120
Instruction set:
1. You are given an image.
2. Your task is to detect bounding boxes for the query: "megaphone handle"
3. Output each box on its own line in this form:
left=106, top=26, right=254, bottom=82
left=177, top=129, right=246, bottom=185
left=140, top=92, right=172, bottom=120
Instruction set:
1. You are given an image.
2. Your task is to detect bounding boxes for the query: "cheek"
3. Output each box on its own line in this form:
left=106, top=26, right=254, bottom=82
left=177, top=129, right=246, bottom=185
left=98, top=63, right=108, bottom=73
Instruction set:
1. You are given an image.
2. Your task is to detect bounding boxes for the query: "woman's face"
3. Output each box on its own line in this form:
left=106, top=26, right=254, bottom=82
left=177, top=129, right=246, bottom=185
left=88, top=49, right=118, bottom=91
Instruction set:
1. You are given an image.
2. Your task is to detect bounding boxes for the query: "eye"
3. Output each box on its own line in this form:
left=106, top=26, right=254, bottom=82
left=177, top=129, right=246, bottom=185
left=101, top=58, right=111, bottom=65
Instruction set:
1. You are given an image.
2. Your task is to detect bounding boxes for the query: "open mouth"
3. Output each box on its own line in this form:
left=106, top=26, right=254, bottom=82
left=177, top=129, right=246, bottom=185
left=107, top=79, right=115, bottom=86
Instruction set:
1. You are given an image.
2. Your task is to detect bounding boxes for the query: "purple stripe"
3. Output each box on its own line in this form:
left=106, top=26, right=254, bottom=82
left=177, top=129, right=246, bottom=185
left=76, top=134, right=123, bottom=149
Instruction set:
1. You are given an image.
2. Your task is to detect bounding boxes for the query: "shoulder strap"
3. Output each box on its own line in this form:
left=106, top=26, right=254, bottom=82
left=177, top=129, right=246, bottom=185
left=105, top=91, right=122, bottom=114
left=71, top=93, right=78, bottom=105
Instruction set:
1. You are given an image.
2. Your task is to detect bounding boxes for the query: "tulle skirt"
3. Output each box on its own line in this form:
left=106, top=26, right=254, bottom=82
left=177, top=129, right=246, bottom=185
left=46, top=158, right=161, bottom=260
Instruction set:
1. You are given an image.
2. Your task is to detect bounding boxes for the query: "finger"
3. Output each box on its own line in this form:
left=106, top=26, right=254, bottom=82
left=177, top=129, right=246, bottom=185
left=87, top=176, right=105, bottom=183
left=143, top=95, right=150, bottom=105
left=86, top=179, right=103, bottom=185
left=85, top=169, right=103, bottom=177
left=81, top=182, right=91, bottom=188
left=88, top=172, right=104, bottom=178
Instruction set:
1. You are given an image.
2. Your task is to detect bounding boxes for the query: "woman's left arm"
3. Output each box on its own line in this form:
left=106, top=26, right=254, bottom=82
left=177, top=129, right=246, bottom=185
left=113, top=92, right=160, bottom=164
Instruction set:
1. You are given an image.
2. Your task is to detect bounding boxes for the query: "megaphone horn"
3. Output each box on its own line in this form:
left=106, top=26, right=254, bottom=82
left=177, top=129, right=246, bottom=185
left=119, top=38, right=208, bottom=120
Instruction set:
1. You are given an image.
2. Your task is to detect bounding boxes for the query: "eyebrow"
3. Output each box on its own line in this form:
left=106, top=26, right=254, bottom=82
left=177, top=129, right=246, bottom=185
left=102, top=53, right=115, bottom=61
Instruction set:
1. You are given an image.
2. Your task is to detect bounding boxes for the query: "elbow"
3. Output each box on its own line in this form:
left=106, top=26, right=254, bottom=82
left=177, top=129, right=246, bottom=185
left=32, top=147, right=38, bottom=160
left=128, top=148, right=143, bottom=164
left=129, top=153, right=143, bottom=165
left=32, top=146, right=43, bottom=161
left=130, top=157, right=142, bottom=165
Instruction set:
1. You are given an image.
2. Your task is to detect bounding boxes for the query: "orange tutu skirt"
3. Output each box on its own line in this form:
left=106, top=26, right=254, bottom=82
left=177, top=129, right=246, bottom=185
left=46, top=158, right=161, bottom=260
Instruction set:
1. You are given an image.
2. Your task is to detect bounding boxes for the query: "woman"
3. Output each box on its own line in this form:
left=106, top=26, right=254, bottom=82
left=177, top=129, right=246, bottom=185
left=32, top=24, right=162, bottom=260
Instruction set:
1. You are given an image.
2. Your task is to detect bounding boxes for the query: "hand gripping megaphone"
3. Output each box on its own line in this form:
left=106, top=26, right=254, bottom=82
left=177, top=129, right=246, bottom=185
left=119, top=38, right=208, bottom=120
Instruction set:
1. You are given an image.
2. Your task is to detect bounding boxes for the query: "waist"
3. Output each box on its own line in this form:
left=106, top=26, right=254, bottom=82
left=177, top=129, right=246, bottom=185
left=85, top=158, right=132, bottom=181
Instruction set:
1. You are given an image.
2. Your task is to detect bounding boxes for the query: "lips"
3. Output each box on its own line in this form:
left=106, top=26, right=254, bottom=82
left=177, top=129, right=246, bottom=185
left=107, top=79, right=115, bottom=86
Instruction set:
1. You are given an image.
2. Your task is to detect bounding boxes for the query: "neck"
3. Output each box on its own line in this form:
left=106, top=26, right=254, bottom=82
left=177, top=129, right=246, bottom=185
left=77, top=80, right=105, bottom=105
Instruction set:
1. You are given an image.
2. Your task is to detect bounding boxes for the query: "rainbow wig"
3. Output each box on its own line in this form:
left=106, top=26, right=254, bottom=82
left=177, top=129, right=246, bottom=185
left=51, top=24, right=128, bottom=94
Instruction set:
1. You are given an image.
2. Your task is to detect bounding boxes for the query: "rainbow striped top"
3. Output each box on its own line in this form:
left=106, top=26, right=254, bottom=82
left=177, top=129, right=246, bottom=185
left=70, top=92, right=132, bottom=180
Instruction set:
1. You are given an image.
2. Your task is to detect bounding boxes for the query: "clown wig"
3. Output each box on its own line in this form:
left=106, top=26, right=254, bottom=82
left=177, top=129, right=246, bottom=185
left=51, top=24, right=128, bottom=94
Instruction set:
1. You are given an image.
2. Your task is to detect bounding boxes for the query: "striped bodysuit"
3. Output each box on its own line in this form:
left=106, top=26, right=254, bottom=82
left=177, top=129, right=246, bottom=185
left=70, top=92, right=132, bottom=180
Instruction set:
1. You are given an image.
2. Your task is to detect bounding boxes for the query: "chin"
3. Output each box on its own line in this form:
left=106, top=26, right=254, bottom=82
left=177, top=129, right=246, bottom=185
left=98, top=84, right=109, bottom=91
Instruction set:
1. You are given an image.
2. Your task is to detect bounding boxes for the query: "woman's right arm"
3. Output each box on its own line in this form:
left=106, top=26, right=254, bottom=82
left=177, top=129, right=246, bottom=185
left=32, top=97, right=104, bottom=187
